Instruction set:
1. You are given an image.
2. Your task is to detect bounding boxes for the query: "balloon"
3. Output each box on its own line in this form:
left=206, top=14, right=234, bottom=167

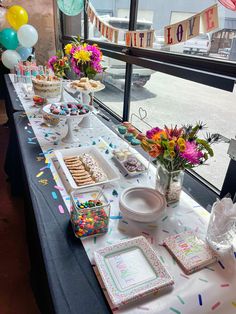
left=1, top=50, right=21, bottom=69
left=6, top=5, right=28, bottom=30
left=16, top=46, right=32, bottom=61
left=0, top=7, right=7, bottom=29
left=57, top=0, right=84, bottom=16
left=0, top=28, right=19, bottom=50
left=17, top=24, right=38, bottom=48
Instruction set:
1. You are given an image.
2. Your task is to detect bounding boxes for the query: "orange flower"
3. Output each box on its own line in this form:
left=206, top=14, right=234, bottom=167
left=152, top=130, right=167, bottom=141
left=149, top=144, right=162, bottom=158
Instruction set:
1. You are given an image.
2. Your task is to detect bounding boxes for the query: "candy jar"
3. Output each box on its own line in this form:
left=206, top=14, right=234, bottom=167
left=70, top=187, right=110, bottom=238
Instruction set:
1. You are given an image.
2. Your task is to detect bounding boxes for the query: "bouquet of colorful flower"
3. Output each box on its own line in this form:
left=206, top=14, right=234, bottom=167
left=47, top=51, right=70, bottom=78
left=64, top=38, right=103, bottom=79
left=141, top=123, right=216, bottom=172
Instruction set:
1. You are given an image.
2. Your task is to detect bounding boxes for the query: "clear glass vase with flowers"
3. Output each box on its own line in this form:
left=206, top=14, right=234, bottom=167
left=140, top=123, right=216, bottom=204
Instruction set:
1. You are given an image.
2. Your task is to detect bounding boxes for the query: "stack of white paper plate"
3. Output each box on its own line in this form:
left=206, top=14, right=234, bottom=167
left=119, top=187, right=166, bottom=222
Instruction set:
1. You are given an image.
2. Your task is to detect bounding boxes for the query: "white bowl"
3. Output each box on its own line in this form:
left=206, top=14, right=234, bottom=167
left=119, top=187, right=166, bottom=222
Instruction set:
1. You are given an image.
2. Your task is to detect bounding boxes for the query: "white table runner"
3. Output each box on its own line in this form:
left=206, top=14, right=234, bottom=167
left=9, top=74, right=236, bottom=314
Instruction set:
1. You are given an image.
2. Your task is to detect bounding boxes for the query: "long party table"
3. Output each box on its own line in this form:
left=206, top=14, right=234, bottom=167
left=5, top=74, right=236, bottom=314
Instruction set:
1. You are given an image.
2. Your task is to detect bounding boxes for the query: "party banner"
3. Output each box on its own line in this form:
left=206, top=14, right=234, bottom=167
left=125, top=30, right=154, bottom=48
left=164, top=4, right=219, bottom=45
left=87, top=2, right=119, bottom=43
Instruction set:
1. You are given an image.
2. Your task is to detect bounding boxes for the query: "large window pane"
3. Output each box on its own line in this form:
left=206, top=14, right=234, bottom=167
left=95, top=57, right=126, bottom=118
left=129, top=70, right=235, bottom=190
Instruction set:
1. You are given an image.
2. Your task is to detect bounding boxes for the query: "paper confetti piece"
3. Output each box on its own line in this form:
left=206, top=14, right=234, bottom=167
left=142, top=231, right=149, bottom=236
left=92, top=141, right=96, bottom=145
left=137, top=306, right=149, bottom=311
left=234, top=252, right=236, bottom=259
left=232, top=302, right=236, bottom=308
left=36, top=156, right=44, bottom=162
left=199, top=278, right=208, bottom=283
left=58, top=205, right=64, bottom=214
left=221, top=284, right=229, bottom=287
left=162, top=229, right=169, bottom=233
left=211, top=302, right=220, bottom=310
left=36, top=171, right=44, bottom=178
left=122, top=220, right=128, bottom=224
left=162, top=215, right=168, bottom=222
left=177, top=295, right=185, bottom=304
left=52, top=191, right=58, bottom=200
left=110, top=215, right=122, bottom=219
left=40, top=166, right=48, bottom=171
left=170, top=307, right=181, bottom=314
left=94, top=237, right=97, bottom=244
left=218, top=261, right=225, bottom=269
left=54, top=185, right=64, bottom=191
left=105, top=149, right=109, bottom=154
left=38, top=179, right=48, bottom=186
left=112, top=190, right=118, bottom=197
left=198, top=294, right=203, bottom=306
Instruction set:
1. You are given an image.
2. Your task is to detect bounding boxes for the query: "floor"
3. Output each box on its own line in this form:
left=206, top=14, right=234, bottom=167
left=0, top=102, right=40, bottom=314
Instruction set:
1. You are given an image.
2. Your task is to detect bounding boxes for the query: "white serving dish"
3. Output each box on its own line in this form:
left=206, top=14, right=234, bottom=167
left=94, top=236, right=174, bottom=307
left=42, top=103, right=90, bottom=122
left=54, top=146, right=120, bottom=191
left=112, top=154, right=147, bottom=177
left=65, top=81, right=105, bottom=95
left=119, top=187, right=166, bottom=222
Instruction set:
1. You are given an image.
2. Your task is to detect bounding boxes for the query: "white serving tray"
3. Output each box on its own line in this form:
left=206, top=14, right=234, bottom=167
left=112, top=154, right=147, bottom=177
left=54, top=146, right=120, bottom=191
left=94, top=236, right=174, bottom=308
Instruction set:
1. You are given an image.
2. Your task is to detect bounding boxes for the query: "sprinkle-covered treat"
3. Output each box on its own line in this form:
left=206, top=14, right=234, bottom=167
left=124, top=132, right=134, bottom=142
left=131, top=138, right=141, bottom=146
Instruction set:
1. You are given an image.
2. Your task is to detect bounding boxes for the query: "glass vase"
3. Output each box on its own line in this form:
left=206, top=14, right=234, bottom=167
left=155, top=163, right=184, bottom=204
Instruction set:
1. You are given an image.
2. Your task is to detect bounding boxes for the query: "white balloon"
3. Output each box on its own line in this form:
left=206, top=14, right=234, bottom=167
left=17, top=24, right=38, bottom=48
left=0, top=7, right=7, bottom=29
left=2, top=50, right=21, bottom=69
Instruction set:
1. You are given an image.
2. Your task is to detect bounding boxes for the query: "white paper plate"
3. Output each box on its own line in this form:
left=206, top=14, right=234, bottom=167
left=94, top=236, right=174, bottom=307
left=65, top=82, right=105, bottom=95
left=119, top=187, right=166, bottom=222
left=54, top=146, right=120, bottom=192
left=42, top=103, right=90, bottom=121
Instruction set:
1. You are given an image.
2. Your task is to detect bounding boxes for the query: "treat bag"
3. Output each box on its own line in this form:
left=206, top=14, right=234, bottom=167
left=206, top=197, right=236, bottom=253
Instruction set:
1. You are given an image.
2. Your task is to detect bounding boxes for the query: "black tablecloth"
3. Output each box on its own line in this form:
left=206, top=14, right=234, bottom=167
left=12, top=112, right=111, bottom=314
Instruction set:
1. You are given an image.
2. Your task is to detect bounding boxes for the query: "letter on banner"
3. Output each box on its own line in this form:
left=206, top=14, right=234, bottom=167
left=132, top=32, right=138, bottom=47
left=90, top=10, right=95, bottom=24
left=101, top=23, right=105, bottom=36
left=176, top=21, right=187, bottom=43
left=139, top=32, right=145, bottom=48
left=187, top=14, right=200, bottom=40
left=164, top=25, right=175, bottom=45
left=114, top=30, right=119, bottom=44
left=202, top=4, right=219, bottom=33
left=125, top=32, right=132, bottom=47
left=108, top=28, right=114, bottom=41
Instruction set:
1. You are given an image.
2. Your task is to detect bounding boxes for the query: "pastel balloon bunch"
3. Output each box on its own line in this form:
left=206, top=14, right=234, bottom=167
left=0, top=4, right=38, bottom=69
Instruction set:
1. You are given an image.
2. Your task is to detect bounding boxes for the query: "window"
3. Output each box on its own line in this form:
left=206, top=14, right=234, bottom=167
left=60, top=0, right=236, bottom=203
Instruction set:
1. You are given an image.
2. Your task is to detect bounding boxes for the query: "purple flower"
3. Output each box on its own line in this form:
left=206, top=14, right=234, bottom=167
left=180, top=141, right=204, bottom=165
left=146, top=127, right=161, bottom=139
left=48, top=56, right=58, bottom=70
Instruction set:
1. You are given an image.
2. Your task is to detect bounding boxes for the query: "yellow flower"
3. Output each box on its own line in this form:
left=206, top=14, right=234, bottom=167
left=73, top=49, right=91, bottom=63
left=169, top=140, right=175, bottom=150
left=179, top=144, right=186, bottom=152
left=170, top=151, right=176, bottom=159
left=177, top=138, right=185, bottom=145
left=64, top=43, right=72, bottom=55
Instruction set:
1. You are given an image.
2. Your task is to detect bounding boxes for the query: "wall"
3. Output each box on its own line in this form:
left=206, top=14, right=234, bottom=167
left=4, top=0, right=56, bottom=64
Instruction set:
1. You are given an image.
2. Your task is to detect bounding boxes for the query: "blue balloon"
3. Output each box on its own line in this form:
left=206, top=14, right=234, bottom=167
left=16, top=46, right=32, bottom=61
left=57, top=0, right=83, bottom=16
left=0, top=28, right=19, bottom=50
